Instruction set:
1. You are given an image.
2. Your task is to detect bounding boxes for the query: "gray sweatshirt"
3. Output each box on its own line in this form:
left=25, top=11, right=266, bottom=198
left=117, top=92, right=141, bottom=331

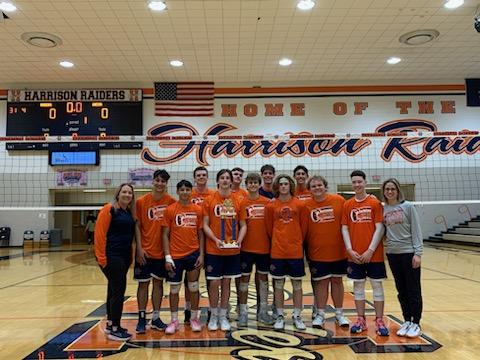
left=383, top=201, right=423, bottom=256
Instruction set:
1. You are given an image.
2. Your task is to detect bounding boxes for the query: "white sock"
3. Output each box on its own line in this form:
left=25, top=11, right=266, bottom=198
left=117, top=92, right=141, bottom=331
left=293, top=308, right=302, bottom=318
left=276, top=308, right=284, bottom=317
left=171, top=312, right=178, bottom=321
left=335, top=308, right=344, bottom=317
left=210, top=307, right=219, bottom=317
left=219, top=308, right=228, bottom=318
left=152, top=310, right=159, bottom=321
left=239, top=304, right=248, bottom=314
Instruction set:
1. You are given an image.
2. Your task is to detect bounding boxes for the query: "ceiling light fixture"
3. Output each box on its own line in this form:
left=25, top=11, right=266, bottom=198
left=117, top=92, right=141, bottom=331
left=148, top=1, right=167, bottom=11
left=279, top=58, right=292, bottom=66
left=59, top=60, right=74, bottom=68
left=0, top=2, right=16, bottom=12
left=169, top=59, right=183, bottom=67
left=386, top=57, right=402, bottom=65
left=444, top=0, right=464, bottom=9
left=297, top=0, right=315, bottom=11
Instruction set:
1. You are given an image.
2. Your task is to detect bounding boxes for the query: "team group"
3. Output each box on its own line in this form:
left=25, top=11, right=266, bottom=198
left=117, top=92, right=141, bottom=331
left=94, top=164, right=424, bottom=342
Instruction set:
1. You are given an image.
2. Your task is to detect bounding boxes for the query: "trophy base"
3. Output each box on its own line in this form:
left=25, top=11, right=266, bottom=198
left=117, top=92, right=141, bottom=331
left=220, top=242, right=239, bottom=249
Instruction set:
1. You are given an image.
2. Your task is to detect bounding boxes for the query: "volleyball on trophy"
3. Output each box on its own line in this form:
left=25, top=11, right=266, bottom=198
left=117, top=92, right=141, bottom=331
left=219, top=199, right=239, bottom=249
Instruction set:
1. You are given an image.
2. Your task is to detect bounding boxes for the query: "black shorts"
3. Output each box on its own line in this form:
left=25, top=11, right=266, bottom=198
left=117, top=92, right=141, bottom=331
left=240, top=251, right=270, bottom=275
left=308, top=259, right=347, bottom=280
left=347, top=261, right=387, bottom=281
left=205, top=254, right=241, bottom=280
left=134, top=257, right=166, bottom=281
left=270, top=258, right=305, bottom=279
left=166, top=251, right=200, bottom=284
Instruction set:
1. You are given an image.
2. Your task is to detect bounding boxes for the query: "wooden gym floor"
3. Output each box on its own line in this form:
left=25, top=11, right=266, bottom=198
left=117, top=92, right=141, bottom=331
left=0, top=244, right=479, bottom=359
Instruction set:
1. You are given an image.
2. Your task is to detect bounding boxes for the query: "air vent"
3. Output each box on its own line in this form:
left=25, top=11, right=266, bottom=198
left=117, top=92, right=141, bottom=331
left=21, top=32, right=63, bottom=48
left=399, top=29, right=439, bottom=46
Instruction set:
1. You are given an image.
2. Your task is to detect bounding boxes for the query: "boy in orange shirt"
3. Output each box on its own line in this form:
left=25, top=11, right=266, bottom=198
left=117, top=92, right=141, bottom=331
left=135, top=169, right=176, bottom=333
left=162, top=180, right=205, bottom=334
left=302, top=175, right=349, bottom=329
left=238, top=173, right=274, bottom=326
left=265, top=174, right=307, bottom=330
left=203, top=169, right=247, bottom=331
left=191, top=166, right=215, bottom=206
left=293, top=165, right=312, bottom=200
left=341, top=170, right=389, bottom=336
left=231, top=167, right=248, bottom=201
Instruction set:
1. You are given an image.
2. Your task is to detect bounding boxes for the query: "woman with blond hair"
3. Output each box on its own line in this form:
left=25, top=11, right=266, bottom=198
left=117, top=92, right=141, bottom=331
left=95, top=183, right=137, bottom=341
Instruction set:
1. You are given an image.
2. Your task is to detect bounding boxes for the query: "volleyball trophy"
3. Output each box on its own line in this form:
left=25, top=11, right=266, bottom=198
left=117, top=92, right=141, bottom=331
left=219, top=199, right=239, bottom=249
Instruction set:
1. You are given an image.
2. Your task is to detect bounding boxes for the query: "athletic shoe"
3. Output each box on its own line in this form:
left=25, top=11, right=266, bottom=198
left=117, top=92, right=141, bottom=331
left=273, top=315, right=285, bottom=330
left=335, top=314, right=350, bottom=328
left=257, top=311, right=275, bottom=325
left=208, top=315, right=219, bottom=331
left=165, top=319, right=180, bottom=335
left=238, top=311, right=248, bottom=327
left=375, top=317, right=389, bottom=336
left=190, top=318, right=202, bottom=332
left=108, top=329, right=132, bottom=342
left=312, top=313, right=325, bottom=329
left=151, top=318, right=167, bottom=331
left=219, top=316, right=231, bottom=331
left=136, top=317, right=147, bottom=334
left=184, top=309, right=191, bottom=324
left=350, top=317, right=367, bottom=333
left=396, top=321, right=412, bottom=337
left=406, top=323, right=422, bottom=338
left=293, top=316, right=306, bottom=330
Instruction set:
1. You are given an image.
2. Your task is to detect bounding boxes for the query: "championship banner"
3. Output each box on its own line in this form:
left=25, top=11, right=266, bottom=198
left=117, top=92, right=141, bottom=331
left=128, top=168, right=154, bottom=186
left=56, top=170, right=88, bottom=186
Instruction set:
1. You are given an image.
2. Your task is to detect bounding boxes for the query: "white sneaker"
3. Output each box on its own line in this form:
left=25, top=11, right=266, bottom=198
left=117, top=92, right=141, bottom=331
left=335, top=314, right=350, bottom=328
left=208, top=315, right=219, bottom=331
left=238, top=311, right=248, bottom=327
left=396, top=321, right=411, bottom=337
left=312, top=313, right=325, bottom=328
left=219, top=316, right=231, bottom=331
left=273, top=315, right=285, bottom=330
left=293, top=316, right=306, bottom=330
left=406, top=323, right=421, bottom=338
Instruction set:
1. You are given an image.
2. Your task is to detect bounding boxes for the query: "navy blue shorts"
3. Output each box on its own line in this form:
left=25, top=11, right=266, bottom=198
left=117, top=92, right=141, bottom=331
left=205, top=254, right=241, bottom=280
left=270, top=258, right=305, bottom=279
left=308, top=258, right=348, bottom=280
left=166, top=251, right=200, bottom=284
left=240, top=251, right=270, bottom=275
left=134, top=257, right=166, bottom=281
left=347, top=261, right=387, bottom=280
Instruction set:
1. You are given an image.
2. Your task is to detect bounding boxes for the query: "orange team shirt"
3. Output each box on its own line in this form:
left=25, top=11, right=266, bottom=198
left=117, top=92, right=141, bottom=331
left=136, top=192, right=176, bottom=259
left=341, top=195, right=384, bottom=262
left=163, top=202, right=203, bottom=259
left=302, top=194, right=347, bottom=262
left=203, top=191, right=246, bottom=256
left=295, top=187, right=312, bottom=201
left=239, top=196, right=271, bottom=254
left=265, top=198, right=306, bottom=259
left=191, top=188, right=215, bottom=206
left=232, top=188, right=248, bottom=202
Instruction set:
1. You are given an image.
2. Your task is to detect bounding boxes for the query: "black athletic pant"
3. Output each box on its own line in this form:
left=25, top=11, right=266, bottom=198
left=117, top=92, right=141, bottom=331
left=101, top=256, right=130, bottom=327
left=387, top=253, right=423, bottom=324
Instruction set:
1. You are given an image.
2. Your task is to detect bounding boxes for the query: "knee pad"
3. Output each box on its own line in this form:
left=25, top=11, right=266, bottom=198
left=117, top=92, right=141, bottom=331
left=370, top=280, right=384, bottom=301
left=170, top=284, right=181, bottom=294
left=239, top=282, right=249, bottom=292
left=292, top=280, right=302, bottom=291
left=274, top=278, right=285, bottom=289
left=353, top=281, right=366, bottom=301
left=187, top=281, right=199, bottom=292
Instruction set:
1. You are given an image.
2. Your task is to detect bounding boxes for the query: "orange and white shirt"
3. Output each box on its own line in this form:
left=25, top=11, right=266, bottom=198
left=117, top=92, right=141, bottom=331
left=295, top=187, right=312, bottom=201
left=265, top=198, right=306, bottom=259
left=232, top=188, right=248, bottom=202
left=302, top=194, right=346, bottom=262
left=136, top=192, right=176, bottom=259
left=203, top=191, right=246, bottom=256
left=163, top=202, right=203, bottom=259
left=240, top=196, right=271, bottom=254
left=191, top=188, right=215, bottom=206
left=341, top=195, right=384, bottom=262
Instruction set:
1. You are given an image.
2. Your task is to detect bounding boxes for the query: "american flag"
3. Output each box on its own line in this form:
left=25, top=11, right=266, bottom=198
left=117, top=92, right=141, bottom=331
left=154, top=82, right=215, bottom=117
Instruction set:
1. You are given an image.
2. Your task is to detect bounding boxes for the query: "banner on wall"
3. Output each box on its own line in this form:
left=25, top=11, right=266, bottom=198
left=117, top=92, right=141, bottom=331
left=56, top=170, right=88, bottom=186
left=128, top=168, right=154, bottom=186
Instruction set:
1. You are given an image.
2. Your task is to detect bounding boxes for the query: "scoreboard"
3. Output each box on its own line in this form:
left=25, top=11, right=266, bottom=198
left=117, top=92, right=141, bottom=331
left=6, top=89, right=143, bottom=150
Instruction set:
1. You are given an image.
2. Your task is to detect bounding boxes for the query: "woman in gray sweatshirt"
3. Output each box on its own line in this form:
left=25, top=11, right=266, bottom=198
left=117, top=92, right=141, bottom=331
left=382, top=178, right=423, bottom=339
